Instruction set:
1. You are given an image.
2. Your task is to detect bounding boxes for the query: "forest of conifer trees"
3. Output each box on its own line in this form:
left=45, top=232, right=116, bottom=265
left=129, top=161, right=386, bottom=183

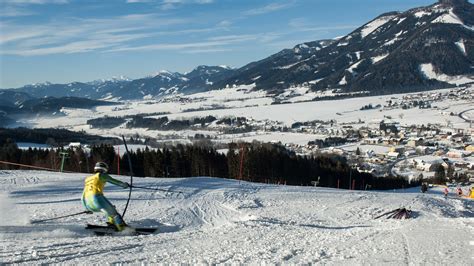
left=0, top=137, right=418, bottom=190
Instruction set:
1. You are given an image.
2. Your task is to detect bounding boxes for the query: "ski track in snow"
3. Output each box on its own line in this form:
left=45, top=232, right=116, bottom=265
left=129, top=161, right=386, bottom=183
left=0, top=170, right=472, bottom=264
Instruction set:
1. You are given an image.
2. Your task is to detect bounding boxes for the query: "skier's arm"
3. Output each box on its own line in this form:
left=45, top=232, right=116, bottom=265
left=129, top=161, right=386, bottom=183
left=101, top=174, right=129, bottom=188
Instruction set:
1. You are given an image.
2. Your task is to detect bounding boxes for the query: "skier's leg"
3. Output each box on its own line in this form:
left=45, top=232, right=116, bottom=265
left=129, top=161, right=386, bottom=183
left=94, top=195, right=127, bottom=230
left=82, top=194, right=99, bottom=212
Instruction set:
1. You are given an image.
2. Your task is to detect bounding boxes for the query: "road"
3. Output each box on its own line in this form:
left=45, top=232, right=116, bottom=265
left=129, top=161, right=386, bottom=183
left=458, top=108, right=474, bottom=123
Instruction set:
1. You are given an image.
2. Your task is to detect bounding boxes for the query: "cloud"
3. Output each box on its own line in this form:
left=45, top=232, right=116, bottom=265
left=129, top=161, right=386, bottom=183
left=289, top=18, right=309, bottom=28
left=217, top=20, right=232, bottom=27
left=6, top=33, right=154, bottom=56
left=288, top=17, right=358, bottom=33
left=207, top=34, right=257, bottom=42
left=159, top=0, right=213, bottom=10
left=243, top=2, right=293, bottom=16
left=181, top=48, right=230, bottom=54
left=0, top=13, right=190, bottom=56
left=107, top=33, right=257, bottom=53
left=3, top=0, right=69, bottom=4
left=0, top=6, right=35, bottom=17
left=126, top=0, right=152, bottom=3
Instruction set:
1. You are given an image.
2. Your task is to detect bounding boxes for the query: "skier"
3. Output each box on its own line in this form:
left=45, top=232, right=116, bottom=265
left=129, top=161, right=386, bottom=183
left=421, top=183, right=428, bottom=193
left=456, top=187, right=463, bottom=197
left=443, top=187, right=449, bottom=198
left=82, top=162, right=130, bottom=231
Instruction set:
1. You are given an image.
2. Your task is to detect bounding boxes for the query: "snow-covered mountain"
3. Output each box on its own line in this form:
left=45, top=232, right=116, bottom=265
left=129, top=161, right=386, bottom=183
left=7, top=66, right=236, bottom=101
left=4, top=0, right=473, bottom=100
left=180, top=65, right=236, bottom=94
left=217, top=0, right=474, bottom=95
left=13, top=79, right=130, bottom=100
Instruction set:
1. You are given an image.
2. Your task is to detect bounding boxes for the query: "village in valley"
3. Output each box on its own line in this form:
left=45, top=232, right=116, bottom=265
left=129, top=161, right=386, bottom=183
left=275, top=87, right=474, bottom=190
left=30, top=85, right=471, bottom=195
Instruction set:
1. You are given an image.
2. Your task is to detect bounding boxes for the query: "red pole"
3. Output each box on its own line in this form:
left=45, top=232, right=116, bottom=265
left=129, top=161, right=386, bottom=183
left=337, top=179, right=340, bottom=189
left=239, top=144, right=245, bottom=183
left=352, top=179, right=356, bottom=190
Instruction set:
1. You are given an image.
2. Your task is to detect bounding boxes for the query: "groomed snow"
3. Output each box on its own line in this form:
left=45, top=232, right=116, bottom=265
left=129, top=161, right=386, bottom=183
left=420, top=63, right=474, bottom=86
left=0, top=170, right=472, bottom=264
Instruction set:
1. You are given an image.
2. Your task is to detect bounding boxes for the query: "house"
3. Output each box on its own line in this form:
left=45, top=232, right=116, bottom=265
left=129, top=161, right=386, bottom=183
left=68, top=142, right=81, bottom=148
left=382, top=137, right=391, bottom=145
left=450, top=134, right=464, bottom=143
left=365, top=150, right=376, bottom=158
left=382, top=137, right=403, bottom=145
left=390, top=146, right=405, bottom=154
left=407, top=138, right=424, bottom=147
left=415, top=162, right=439, bottom=172
left=446, top=150, right=471, bottom=158
left=413, top=157, right=444, bottom=172
left=386, top=151, right=400, bottom=159
left=358, top=130, right=369, bottom=138
left=322, top=147, right=345, bottom=156
left=455, top=169, right=474, bottom=178
left=367, top=157, right=383, bottom=164
left=415, top=146, right=429, bottom=155
left=380, top=120, right=400, bottom=134
left=364, top=138, right=381, bottom=145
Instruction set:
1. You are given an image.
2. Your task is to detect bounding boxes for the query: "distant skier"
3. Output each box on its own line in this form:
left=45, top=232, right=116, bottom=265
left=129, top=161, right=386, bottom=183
left=443, top=187, right=449, bottom=198
left=421, top=183, right=428, bottom=193
left=456, top=187, right=463, bottom=197
left=82, top=162, right=130, bottom=231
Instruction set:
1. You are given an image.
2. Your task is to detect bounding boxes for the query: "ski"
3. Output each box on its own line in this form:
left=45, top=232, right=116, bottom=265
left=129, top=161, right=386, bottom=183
left=373, top=208, right=400, bottom=219
left=85, top=224, right=158, bottom=236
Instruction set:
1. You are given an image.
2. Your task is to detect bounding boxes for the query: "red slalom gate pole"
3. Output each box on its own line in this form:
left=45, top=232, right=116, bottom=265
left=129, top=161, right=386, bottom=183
left=352, top=179, right=356, bottom=190
left=239, top=144, right=245, bottom=184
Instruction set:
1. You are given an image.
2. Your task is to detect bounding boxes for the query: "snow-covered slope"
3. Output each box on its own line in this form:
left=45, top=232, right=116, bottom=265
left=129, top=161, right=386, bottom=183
left=1, top=170, right=472, bottom=264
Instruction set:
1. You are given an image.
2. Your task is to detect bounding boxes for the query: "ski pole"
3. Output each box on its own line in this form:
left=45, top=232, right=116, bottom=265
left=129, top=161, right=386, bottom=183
left=30, top=210, right=93, bottom=224
left=131, top=185, right=185, bottom=194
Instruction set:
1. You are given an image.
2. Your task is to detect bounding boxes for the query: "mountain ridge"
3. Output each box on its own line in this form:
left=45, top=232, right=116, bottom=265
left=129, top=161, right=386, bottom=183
left=3, top=0, right=473, bottom=100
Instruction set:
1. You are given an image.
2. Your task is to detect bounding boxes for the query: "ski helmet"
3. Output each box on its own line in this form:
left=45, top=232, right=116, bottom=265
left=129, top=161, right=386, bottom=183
left=94, top=162, right=109, bottom=173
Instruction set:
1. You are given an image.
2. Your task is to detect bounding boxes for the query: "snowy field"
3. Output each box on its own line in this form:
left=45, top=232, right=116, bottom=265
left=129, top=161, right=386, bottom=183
left=0, top=170, right=473, bottom=264
left=19, top=86, right=474, bottom=146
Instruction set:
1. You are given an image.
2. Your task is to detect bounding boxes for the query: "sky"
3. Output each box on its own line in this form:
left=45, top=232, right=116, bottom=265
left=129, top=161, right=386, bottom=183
left=0, top=0, right=448, bottom=88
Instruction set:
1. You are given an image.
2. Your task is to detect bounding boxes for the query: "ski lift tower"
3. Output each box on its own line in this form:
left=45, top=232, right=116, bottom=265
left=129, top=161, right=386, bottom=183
left=59, top=151, right=69, bottom=172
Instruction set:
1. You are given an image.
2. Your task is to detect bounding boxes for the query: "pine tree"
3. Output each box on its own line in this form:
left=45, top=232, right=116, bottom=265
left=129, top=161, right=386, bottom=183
left=433, top=165, right=447, bottom=184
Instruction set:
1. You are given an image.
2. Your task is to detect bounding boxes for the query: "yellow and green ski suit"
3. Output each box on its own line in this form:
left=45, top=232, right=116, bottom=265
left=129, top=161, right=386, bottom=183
left=81, top=172, right=128, bottom=229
